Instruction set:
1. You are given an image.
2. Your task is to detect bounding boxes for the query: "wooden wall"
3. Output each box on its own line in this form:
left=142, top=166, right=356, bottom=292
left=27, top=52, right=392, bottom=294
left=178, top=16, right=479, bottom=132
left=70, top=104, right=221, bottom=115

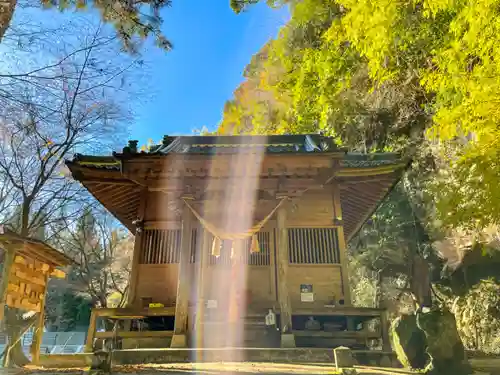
left=285, top=226, right=345, bottom=306
left=136, top=265, right=277, bottom=308
left=135, top=228, right=276, bottom=307
left=135, top=264, right=179, bottom=306
left=202, top=265, right=274, bottom=306
left=143, top=191, right=181, bottom=223
left=288, top=265, right=344, bottom=306
left=287, top=190, right=335, bottom=227
left=282, top=189, right=349, bottom=306
left=134, top=184, right=351, bottom=309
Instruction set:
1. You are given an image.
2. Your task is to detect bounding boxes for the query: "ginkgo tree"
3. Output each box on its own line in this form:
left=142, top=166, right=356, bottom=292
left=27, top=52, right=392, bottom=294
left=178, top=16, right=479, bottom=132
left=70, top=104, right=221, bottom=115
left=229, top=0, right=500, bottom=234
left=335, top=0, right=500, bottom=231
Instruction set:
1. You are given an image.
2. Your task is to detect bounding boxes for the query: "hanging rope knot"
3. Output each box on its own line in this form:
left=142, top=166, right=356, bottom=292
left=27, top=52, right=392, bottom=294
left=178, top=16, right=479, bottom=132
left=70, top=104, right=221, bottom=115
left=211, top=237, right=222, bottom=257
left=182, top=197, right=287, bottom=257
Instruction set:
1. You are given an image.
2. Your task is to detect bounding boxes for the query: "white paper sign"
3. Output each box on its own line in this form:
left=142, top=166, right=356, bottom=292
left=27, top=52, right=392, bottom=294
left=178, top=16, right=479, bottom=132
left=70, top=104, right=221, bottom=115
left=301, top=293, right=314, bottom=302
left=207, top=300, right=218, bottom=309
left=300, top=284, right=314, bottom=302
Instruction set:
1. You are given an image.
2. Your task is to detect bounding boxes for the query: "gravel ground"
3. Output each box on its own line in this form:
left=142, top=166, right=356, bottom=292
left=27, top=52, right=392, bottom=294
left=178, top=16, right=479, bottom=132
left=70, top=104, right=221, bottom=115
left=12, top=362, right=498, bottom=375
left=16, top=362, right=417, bottom=375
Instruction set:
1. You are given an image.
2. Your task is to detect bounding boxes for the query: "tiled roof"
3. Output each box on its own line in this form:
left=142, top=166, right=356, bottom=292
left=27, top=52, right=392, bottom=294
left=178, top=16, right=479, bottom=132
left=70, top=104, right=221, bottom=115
left=340, top=153, right=402, bottom=168
left=144, top=134, right=340, bottom=155
left=0, top=226, right=74, bottom=267
left=65, top=135, right=408, bottom=240
left=68, top=155, right=120, bottom=170
left=67, top=136, right=406, bottom=169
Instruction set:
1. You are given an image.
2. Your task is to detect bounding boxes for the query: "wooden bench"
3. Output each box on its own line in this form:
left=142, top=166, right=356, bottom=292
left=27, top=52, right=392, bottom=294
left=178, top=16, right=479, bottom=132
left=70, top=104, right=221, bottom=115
left=292, top=330, right=381, bottom=339
left=277, top=306, right=390, bottom=350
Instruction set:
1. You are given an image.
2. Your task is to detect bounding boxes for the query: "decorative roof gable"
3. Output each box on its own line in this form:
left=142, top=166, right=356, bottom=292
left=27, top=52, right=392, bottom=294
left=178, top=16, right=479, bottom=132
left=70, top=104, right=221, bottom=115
left=126, top=134, right=341, bottom=156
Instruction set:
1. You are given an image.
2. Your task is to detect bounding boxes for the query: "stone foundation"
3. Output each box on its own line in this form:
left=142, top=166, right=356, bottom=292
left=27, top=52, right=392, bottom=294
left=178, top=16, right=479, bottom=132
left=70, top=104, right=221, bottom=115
left=38, top=348, right=398, bottom=368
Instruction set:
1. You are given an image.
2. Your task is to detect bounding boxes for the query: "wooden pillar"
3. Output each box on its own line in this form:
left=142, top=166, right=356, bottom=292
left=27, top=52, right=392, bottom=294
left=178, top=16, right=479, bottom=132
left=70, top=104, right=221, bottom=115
left=411, top=253, right=432, bottom=308
left=194, top=226, right=210, bottom=348
left=171, top=204, right=192, bottom=348
left=30, top=312, right=45, bottom=364
left=332, top=182, right=352, bottom=306
left=31, top=274, right=48, bottom=364
left=85, top=309, right=98, bottom=352
left=276, top=200, right=295, bottom=348
left=268, top=224, right=277, bottom=302
left=127, top=188, right=148, bottom=307
left=380, top=310, right=391, bottom=351
left=0, top=249, right=15, bottom=323
left=346, top=316, right=355, bottom=331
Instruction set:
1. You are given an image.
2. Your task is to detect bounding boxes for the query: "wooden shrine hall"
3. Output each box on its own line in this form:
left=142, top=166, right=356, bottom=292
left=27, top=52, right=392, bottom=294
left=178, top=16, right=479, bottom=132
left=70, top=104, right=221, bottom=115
left=66, top=134, right=407, bottom=351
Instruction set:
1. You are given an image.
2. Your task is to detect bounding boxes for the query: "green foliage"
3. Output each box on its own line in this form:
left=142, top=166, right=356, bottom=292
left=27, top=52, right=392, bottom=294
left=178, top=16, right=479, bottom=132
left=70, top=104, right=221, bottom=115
left=352, top=184, right=429, bottom=274
left=230, top=0, right=284, bottom=14
left=61, top=292, right=92, bottom=331
left=429, top=142, right=500, bottom=232
left=227, top=0, right=500, bottom=353
left=230, top=0, right=259, bottom=13
left=46, top=291, right=92, bottom=331
left=41, top=0, right=172, bottom=52
left=451, top=279, right=500, bottom=354
left=348, top=256, right=379, bottom=308
left=222, top=0, right=430, bottom=155
left=434, top=244, right=500, bottom=296
left=351, top=183, right=445, bottom=306
left=226, top=0, right=500, bottom=231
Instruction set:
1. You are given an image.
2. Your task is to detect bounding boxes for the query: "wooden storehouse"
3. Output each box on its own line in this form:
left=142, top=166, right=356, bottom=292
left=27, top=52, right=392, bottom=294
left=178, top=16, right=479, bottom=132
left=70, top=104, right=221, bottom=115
left=0, top=226, right=73, bottom=364
left=66, top=134, right=406, bottom=351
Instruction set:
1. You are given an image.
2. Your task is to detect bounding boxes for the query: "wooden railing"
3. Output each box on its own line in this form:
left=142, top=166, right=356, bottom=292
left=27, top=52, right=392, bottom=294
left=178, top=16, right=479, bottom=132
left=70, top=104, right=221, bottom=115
left=94, top=330, right=174, bottom=339
left=84, top=305, right=390, bottom=352
left=85, top=307, right=175, bottom=352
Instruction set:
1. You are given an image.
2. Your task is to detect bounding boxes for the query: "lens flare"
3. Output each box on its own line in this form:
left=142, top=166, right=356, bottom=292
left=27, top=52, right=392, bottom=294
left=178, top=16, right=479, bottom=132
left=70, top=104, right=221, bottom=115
left=186, top=138, right=267, bottom=363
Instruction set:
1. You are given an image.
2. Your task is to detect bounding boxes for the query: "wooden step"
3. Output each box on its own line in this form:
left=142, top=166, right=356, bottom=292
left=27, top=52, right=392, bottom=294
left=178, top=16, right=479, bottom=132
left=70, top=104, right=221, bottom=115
left=198, top=314, right=276, bottom=348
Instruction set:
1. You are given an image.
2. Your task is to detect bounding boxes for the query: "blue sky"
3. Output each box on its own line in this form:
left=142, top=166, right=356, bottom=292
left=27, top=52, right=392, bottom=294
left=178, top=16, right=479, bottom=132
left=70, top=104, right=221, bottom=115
left=130, top=2, right=290, bottom=144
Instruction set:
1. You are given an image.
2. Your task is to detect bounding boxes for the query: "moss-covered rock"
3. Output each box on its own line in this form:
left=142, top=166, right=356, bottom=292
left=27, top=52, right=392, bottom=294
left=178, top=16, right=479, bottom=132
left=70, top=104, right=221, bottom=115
left=417, top=308, right=472, bottom=375
left=390, top=314, right=429, bottom=369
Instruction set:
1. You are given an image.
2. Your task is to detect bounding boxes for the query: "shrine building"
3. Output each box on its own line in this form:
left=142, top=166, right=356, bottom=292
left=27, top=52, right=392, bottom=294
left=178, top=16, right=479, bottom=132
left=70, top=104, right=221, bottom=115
left=66, top=134, right=407, bottom=351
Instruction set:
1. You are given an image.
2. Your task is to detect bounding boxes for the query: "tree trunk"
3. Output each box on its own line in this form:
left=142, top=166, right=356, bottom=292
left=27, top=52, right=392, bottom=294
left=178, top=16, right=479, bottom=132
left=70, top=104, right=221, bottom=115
left=411, top=254, right=432, bottom=308
left=0, top=0, right=16, bottom=45
left=20, top=200, right=31, bottom=237
left=375, top=270, right=383, bottom=308
left=2, top=200, right=32, bottom=367
left=2, top=309, right=32, bottom=368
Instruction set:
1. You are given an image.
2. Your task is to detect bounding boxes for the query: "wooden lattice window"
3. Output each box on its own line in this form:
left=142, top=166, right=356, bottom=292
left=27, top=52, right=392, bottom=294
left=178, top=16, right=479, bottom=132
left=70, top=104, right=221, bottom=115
left=140, top=229, right=181, bottom=264
left=189, top=228, right=198, bottom=264
left=288, top=228, right=340, bottom=264
left=244, top=232, right=271, bottom=266
left=189, top=228, right=270, bottom=266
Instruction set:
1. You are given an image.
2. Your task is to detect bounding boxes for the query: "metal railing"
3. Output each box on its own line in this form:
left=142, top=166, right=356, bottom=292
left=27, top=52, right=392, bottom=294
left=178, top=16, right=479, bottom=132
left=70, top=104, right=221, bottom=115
left=0, top=330, right=86, bottom=360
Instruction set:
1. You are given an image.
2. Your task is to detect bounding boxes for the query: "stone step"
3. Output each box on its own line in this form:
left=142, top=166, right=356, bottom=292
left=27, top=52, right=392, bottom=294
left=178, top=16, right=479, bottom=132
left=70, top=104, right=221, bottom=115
left=198, top=315, right=275, bottom=348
